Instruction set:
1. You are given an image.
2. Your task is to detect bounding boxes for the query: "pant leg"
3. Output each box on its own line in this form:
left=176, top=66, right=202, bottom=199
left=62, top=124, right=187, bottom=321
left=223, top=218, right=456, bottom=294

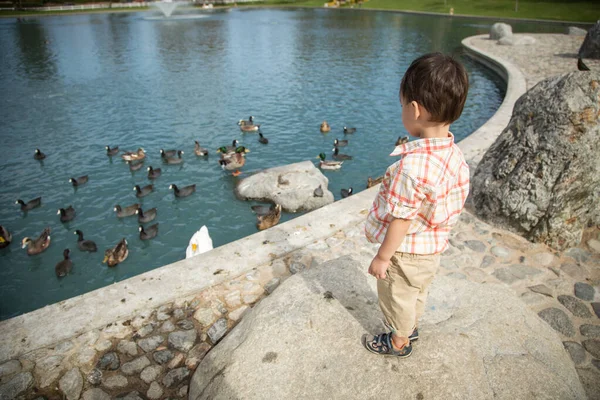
left=414, top=255, right=441, bottom=323
left=377, top=252, right=440, bottom=337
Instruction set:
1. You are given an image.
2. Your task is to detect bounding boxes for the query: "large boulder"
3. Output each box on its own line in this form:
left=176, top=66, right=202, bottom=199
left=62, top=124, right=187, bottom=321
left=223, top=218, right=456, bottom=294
left=235, top=161, right=334, bottom=212
left=490, top=22, right=512, bottom=40
left=579, top=20, right=600, bottom=59
left=471, top=72, right=600, bottom=250
left=189, top=256, right=586, bottom=400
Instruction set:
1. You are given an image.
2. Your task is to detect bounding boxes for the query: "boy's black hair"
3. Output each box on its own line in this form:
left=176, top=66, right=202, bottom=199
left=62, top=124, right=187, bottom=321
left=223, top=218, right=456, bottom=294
left=400, top=53, right=469, bottom=124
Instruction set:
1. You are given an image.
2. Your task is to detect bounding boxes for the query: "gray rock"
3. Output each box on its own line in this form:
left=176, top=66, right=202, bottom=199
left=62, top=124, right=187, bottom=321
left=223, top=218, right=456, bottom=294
left=194, top=308, right=216, bottom=328
left=140, top=365, right=162, bottom=384
left=446, top=272, right=466, bottom=280
left=465, top=240, right=486, bottom=252
left=55, top=340, right=75, bottom=354
left=138, top=335, right=164, bottom=353
left=0, top=372, right=33, bottom=400
left=568, top=26, right=587, bottom=36
left=493, top=265, right=542, bottom=284
left=471, top=72, right=600, bottom=250
left=87, top=369, right=102, bottom=386
left=186, top=343, right=212, bottom=370
left=94, top=339, right=112, bottom=352
left=96, top=352, right=119, bottom=371
left=490, top=22, right=512, bottom=40
left=207, top=318, right=228, bottom=344
left=529, top=252, right=555, bottom=266
left=59, top=368, right=83, bottom=400
left=558, top=295, right=593, bottom=318
left=593, top=359, right=600, bottom=370
left=173, top=308, right=185, bottom=320
left=136, top=323, right=156, bottom=338
left=574, top=282, right=595, bottom=301
left=528, top=284, right=553, bottom=297
left=179, top=385, right=189, bottom=397
left=490, top=246, right=511, bottom=258
left=581, top=324, right=600, bottom=337
left=36, top=355, right=64, bottom=388
left=264, top=278, right=281, bottom=294
left=229, top=305, right=249, bottom=322
left=115, top=391, right=143, bottom=400
left=177, top=319, right=195, bottom=330
left=153, top=350, right=174, bottom=365
left=579, top=20, right=600, bottom=59
left=563, top=341, right=587, bottom=365
left=538, top=307, right=575, bottom=337
left=162, top=367, right=189, bottom=388
left=235, top=161, right=334, bottom=212
left=82, top=388, right=111, bottom=400
left=588, top=238, right=600, bottom=253
left=117, top=340, right=138, bottom=357
left=121, top=356, right=150, bottom=376
left=147, top=381, right=163, bottom=399
left=592, top=302, right=600, bottom=318
left=582, top=339, right=600, bottom=358
left=565, top=248, right=591, bottom=263
left=102, top=375, right=127, bottom=389
left=189, top=256, right=586, bottom=400
left=161, top=320, right=176, bottom=333
left=168, top=330, right=197, bottom=352
left=520, top=291, right=548, bottom=306
left=480, top=255, right=495, bottom=268
left=562, top=263, right=588, bottom=280
left=157, top=311, right=171, bottom=321
left=0, top=360, right=21, bottom=384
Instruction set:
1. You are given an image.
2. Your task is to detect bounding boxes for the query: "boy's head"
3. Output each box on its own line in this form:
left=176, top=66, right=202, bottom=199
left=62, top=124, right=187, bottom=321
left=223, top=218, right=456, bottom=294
left=400, top=53, right=469, bottom=135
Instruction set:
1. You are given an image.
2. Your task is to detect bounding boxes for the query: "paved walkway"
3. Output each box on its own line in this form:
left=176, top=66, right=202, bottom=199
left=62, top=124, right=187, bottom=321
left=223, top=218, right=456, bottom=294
left=0, top=32, right=599, bottom=400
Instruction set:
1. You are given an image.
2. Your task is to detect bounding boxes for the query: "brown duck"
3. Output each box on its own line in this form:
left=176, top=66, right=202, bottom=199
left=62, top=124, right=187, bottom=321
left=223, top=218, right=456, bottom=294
left=103, top=238, right=129, bottom=267
left=21, top=227, right=51, bottom=255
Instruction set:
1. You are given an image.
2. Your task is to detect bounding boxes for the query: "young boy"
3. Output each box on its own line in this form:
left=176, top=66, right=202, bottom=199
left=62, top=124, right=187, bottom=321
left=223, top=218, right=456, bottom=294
left=363, top=53, right=470, bottom=357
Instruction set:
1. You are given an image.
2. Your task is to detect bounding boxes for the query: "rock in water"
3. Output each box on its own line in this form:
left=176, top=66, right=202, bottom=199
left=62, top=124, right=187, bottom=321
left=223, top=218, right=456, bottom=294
left=189, top=256, right=586, bottom=400
left=578, top=20, right=600, bottom=59
left=235, top=161, right=334, bottom=212
left=489, top=22, right=512, bottom=40
left=471, top=72, right=600, bottom=250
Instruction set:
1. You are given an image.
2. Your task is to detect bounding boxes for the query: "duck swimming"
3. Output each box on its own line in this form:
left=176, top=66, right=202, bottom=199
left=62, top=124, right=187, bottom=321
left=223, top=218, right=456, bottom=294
left=320, top=121, right=331, bottom=133
left=106, top=146, right=119, bottom=156
left=194, top=141, right=209, bottom=156
left=238, top=116, right=254, bottom=126
left=16, top=197, right=42, bottom=212
left=218, top=146, right=249, bottom=176
left=103, top=238, right=128, bottom=267
left=332, top=147, right=353, bottom=160
left=139, top=223, right=159, bottom=240
left=122, top=148, right=146, bottom=162
left=217, top=140, right=240, bottom=156
left=22, top=227, right=51, bottom=256
left=341, top=187, right=354, bottom=198
left=160, top=149, right=178, bottom=158
left=258, top=132, right=269, bottom=144
left=333, top=139, right=348, bottom=147
left=133, top=184, right=153, bottom=198
left=69, top=175, right=89, bottom=187
left=74, top=230, right=97, bottom=252
left=316, top=153, right=343, bottom=170
left=0, top=225, right=12, bottom=249
left=114, top=203, right=140, bottom=218
left=128, top=160, right=144, bottom=172
left=343, top=127, right=357, bottom=134
left=34, top=149, right=46, bottom=160
left=57, top=206, right=76, bottom=223
left=136, top=207, right=157, bottom=224
left=169, top=184, right=196, bottom=198
left=164, top=150, right=184, bottom=165
left=147, top=166, right=162, bottom=179
left=251, top=203, right=277, bottom=216
left=55, top=249, right=73, bottom=278
left=186, top=225, right=213, bottom=259
left=256, top=204, right=282, bottom=231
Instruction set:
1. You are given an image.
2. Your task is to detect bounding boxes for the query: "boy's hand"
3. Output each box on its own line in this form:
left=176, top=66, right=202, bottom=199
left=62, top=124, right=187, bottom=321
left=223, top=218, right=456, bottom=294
left=368, top=255, right=390, bottom=280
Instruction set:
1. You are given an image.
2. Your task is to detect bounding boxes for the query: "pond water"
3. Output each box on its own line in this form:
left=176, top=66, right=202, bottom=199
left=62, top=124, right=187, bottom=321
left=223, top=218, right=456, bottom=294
left=0, top=7, right=569, bottom=320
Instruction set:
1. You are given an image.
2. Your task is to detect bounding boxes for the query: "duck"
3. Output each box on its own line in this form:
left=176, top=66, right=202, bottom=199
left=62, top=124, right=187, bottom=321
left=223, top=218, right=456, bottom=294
left=69, top=175, right=89, bottom=187
left=121, top=148, right=146, bottom=162
left=194, top=141, right=209, bottom=156
left=34, top=149, right=46, bottom=160
left=332, top=147, right=353, bottom=160
left=395, top=135, right=409, bottom=146
left=160, top=149, right=178, bottom=158
left=105, top=146, right=119, bottom=156
left=316, top=153, right=343, bottom=170
left=333, top=138, right=348, bottom=147
left=57, top=206, right=76, bottom=223
left=74, top=230, right=97, bottom=252
left=185, top=225, right=213, bottom=259
left=218, top=146, right=249, bottom=176
left=139, top=223, right=159, bottom=240
left=256, top=204, right=282, bottom=231
left=343, top=127, right=357, bottom=134
left=136, top=207, right=157, bottom=223
left=164, top=150, right=184, bottom=165
left=239, top=123, right=261, bottom=132
left=15, top=197, right=42, bottom=211
left=238, top=116, right=254, bottom=126
left=133, top=184, right=153, bottom=198
left=114, top=203, right=140, bottom=218
left=366, top=176, right=384, bottom=188
left=320, top=121, right=331, bottom=133
left=169, top=184, right=196, bottom=198
left=127, top=160, right=144, bottom=172
left=147, top=166, right=162, bottom=179
left=21, top=227, right=51, bottom=256
left=251, top=203, right=277, bottom=216
left=258, top=132, right=269, bottom=144
left=55, top=249, right=73, bottom=278
left=217, top=140, right=240, bottom=156
left=102, top=238, right=128, bottom=267
left=313, top=185, right=324, bottom=197
left=0, top=225, right=12, bottom=249
left=341, top=187, right=353, bottom=198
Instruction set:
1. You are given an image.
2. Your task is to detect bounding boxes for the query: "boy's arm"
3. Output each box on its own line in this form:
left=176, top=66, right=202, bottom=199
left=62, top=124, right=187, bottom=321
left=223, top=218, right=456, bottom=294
left=369, top=217, right=412, bottom=279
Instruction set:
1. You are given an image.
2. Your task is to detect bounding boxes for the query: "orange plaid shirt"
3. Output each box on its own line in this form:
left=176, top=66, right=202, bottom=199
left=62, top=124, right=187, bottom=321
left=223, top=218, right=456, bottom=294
left=365, top=132, right=470, bottom=254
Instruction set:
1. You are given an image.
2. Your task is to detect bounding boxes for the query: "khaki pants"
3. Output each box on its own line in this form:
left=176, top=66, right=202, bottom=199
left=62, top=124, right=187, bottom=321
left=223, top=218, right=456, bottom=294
left=377, top=252, right=441, bottom=337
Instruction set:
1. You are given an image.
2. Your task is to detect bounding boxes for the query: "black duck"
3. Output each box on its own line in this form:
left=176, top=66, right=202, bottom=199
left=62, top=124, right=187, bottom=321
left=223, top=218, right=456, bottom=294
left=55, top=249, right=73, bottom=278
left=74, top=230, right=97, bottom=252
left=57, top=206, right=76, bottom=223
left=114, top=203, right=140, bottom=218
left=136, top=207, right=157, bottom=224
left=15, top=197, right=42, bottom=211
left=133, top=184, right=153, bottom=198
left=169, top=184, right=196, bottom=198
left=139, top=223, right=159, bottom=240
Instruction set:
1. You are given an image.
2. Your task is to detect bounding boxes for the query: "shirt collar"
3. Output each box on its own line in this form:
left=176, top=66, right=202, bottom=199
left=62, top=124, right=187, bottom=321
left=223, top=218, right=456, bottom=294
left=390, top=132, right=455, bottom=156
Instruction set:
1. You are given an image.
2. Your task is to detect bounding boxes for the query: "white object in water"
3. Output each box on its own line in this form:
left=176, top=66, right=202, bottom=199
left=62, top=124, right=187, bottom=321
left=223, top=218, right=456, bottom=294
left=186, top=225, right=213, bottom=259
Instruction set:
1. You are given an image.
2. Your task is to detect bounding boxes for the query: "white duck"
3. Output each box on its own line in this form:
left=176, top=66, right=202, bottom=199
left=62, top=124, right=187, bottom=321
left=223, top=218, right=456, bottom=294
left=185, top=225, right=213, bottom=259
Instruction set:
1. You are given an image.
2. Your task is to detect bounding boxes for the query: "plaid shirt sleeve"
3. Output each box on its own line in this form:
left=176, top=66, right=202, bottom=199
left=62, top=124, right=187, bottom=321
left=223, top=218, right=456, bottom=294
left=385, top=170, right=425, bottom=221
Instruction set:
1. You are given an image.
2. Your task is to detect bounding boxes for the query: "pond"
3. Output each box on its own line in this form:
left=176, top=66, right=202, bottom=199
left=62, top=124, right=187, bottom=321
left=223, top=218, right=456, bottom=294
left=0, top=7, right=568, bottom=320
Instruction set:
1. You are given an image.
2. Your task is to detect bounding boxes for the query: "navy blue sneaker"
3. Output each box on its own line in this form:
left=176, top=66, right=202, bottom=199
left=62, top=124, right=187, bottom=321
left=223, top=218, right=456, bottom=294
left=363, top=332, right=412, bottom=358
left=409, top=327, right=419, bottom=342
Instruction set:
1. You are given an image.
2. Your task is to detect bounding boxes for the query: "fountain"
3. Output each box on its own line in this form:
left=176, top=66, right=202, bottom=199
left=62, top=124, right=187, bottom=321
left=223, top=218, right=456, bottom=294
left=152, top=0, right=187, bottom=17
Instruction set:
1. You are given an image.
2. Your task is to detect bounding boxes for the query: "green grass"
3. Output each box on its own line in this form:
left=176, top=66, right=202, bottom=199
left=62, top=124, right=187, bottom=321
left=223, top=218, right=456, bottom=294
left=2, top=0, right=598, bottom=22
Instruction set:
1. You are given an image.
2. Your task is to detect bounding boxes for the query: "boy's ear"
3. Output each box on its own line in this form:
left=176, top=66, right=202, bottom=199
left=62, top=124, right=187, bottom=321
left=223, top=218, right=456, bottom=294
left=410, top=100, right=421, bottom=120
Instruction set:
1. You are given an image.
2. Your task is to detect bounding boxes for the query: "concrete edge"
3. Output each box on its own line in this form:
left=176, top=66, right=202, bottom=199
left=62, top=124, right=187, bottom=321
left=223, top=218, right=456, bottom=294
left=0, top=33, right=525, bottom=363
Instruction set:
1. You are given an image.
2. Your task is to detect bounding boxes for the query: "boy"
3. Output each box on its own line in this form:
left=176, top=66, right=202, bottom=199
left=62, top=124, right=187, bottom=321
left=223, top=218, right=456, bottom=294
left=363, top=53, right=470, bottom=357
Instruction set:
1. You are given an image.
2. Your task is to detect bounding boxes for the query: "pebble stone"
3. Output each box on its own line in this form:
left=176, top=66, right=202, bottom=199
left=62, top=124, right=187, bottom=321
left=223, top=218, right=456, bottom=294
left=582, top=339, right=600, bottom=359
left=229, top=306, right=249, bottom=322
left=177, top=319, right=195, bottom=330
left=138, top=336, right=164, bottom=353
left=102, top=375, right=128, bottom=389
left=592, top=303, right=600, bottom=318
left=0, top=360, right=22, bottom=382
left=186, top=343, right=211, bottom=370
left=480, top=255, right=495, bottom=268
left=580, top=325, right=600, bottom=337
left=116, top=391, right=144, bottom=400
left=36, top=355, right=64, bottom=388
left=173, top=309, right=185, bottom=320
left=289, top=260, right=307, bottom=274
left=520, top=292, right=547, bottom=306
left=565, top=248, right=591, bottom=263
left=162, top=367, right=189, bottom=388
left=264, top=278, right=281, bottom=294
left=208, top=318, right=228, bottom=344
left=55, top=340, right=75, bottom=354
left=136, top=323, right=156, bottom=338
left=587, top=239, right=600, bottom=253
left=77, top=331, right=100, bottom=347
left=161, top=321, right=176, bottom=333
left=490, top=246, right=511, bottom=258
left=538, top=308, right=575, bottom=337
left=117, top=340, right=138, bottom=357
left=147, top=381, right=163, bottom=399
left=121, top=356, right=150, bottom=376
left=243, top=293, right=261, bottom=304
left=59, top=368, right=83, bottom=400
left=529, top=252, right=555, bottom=266
left=140, top=365, right=162, bottom=384
left=97, top=352, right=119, bottom=371
left=168, top=330, right=197, bottom=352
left=563, top=341, right=587, bottom=365
left=194, top=307, right=217, bottom=327
left=95, top=339, right=112, bottom=352
left=0, top=372, right=33, bottom=399
left=153, top=350, right=174, bottom=365
left=465, top=240, right=486, bottom=252
left=179, top=385, right=189, bottom=397
left=528, top=284, right=553, bottom=297
left=558, top=295, right=593, bottom=318
left=167, top=353, right=185, bottom=369
left=446, top=272, right=467, bottom=280
left=82, top=388, right=111, bottom=400
left=76, top=348, right=97, bottom=369
left=87, top=369, right=102, bottom=386
left=574, top=282, right=595, bottom=301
